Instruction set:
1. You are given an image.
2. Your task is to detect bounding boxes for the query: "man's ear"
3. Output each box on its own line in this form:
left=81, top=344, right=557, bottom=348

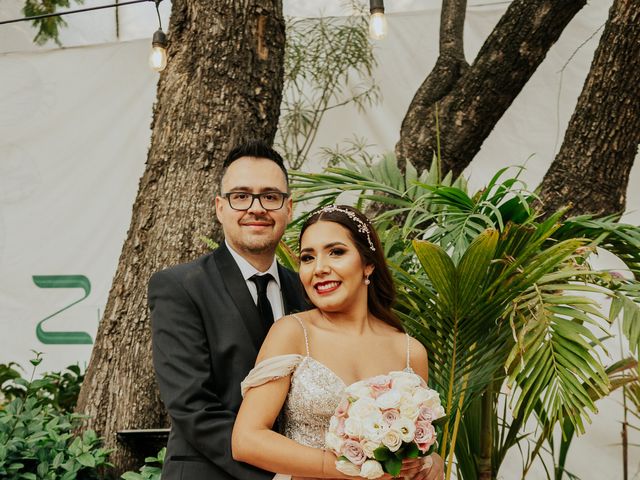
left=286, top=195, right=293, bottom=222
left=215, top=196, right=223, bottom=222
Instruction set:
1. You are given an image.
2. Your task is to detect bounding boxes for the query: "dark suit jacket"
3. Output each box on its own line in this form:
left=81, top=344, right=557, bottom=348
left=149, top=243, right=308, bottom=480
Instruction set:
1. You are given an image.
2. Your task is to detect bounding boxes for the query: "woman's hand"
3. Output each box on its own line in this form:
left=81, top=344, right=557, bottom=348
left=407, top=453, right=444, bottom=480
left=292, top=453, right=443, bottom=480
left=393, top=457, right=428, bottom=478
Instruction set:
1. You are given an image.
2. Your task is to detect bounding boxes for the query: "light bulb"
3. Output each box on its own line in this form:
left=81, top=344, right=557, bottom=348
left=369, top=11, right=387, bottom=40
left=149, top=28, right=168, bottom=72
left=149, top=46, right=167, bottom=72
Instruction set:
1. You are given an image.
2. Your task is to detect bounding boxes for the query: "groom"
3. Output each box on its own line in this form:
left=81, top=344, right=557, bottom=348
left=149, top=140, right=308, bottom=479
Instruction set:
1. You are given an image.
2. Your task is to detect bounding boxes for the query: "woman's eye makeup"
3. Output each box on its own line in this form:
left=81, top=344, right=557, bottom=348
left=299, top=245, right=347, bottom=262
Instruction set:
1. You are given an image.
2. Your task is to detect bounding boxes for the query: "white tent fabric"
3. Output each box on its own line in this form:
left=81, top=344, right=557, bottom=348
left=1, top=0, right=638, bottom=478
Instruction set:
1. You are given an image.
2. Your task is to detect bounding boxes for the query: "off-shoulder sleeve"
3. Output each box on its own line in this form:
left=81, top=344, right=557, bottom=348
left=241, top=354, right=304, bottom=397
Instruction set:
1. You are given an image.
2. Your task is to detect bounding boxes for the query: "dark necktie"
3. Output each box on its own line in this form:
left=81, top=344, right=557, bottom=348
left=250, top=273, right=274, bottom=333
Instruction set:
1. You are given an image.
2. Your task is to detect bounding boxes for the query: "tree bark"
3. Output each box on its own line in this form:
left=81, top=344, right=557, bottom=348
left=396, top=0, right=586, bottom=178
left=477, top=386, right=494, bottom=480
left=74, top=0, right=285, bottom=474
left=538, top=0, right=640, bottom=216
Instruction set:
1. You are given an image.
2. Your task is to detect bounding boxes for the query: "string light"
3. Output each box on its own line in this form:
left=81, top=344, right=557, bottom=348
left=0, top=0, right=156, bottom=26
left=0, top=0, right=167, bottom=72
left=148, top=0, right=167, bottom=72
left=368, top=0, right=388, bottom=40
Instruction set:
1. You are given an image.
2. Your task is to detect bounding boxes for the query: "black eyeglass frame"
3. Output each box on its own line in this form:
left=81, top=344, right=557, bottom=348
left=221, top=191, right=290, bottom=211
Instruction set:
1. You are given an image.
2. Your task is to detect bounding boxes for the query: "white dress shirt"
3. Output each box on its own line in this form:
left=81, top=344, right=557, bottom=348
left=226, top=242, right=289, bottom=480
left=225, top=240, right=285, bottom=321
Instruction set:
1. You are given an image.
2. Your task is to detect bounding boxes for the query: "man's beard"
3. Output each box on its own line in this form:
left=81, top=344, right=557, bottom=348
left=237, top=215, right=280, bottom=255
left=241, top=236, right=279, bottom=255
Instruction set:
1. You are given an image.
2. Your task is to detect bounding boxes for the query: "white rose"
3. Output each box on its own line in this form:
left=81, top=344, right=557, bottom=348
left=399, top=395, right=420, bottom=421
left=344, top=417, right=364, bottom=438
left=375, top=390, right=402, bottom=410
left=432, top=404, right=446, bottom=420
left=360, top=459, right=385, bottom=479
left=412, top=386, right=436, bottom=405
left=390, top=371, right=421, bottom=391
left=325, top=432, right=344, bottom=453
left=345, top=380, right=371, bottom=399
left=392, top=417, right=416, bottom=443
left=424, top=396, right=442, bottom=410
left=361, top=439, right=380, bottom=458
left=349, top=397, right=378, bottom=420
left=382, top=429, right=402, bottom=452
left=336, top=459, right=361, bottom=476
left=416, top=388, right=441, bottom=409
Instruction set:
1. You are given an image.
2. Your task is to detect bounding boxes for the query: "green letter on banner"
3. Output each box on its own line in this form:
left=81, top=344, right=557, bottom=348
left=32, top=275, right=93, bottom=344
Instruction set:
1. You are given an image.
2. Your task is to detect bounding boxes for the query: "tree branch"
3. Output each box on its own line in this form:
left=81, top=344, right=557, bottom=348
left=397, top=0, right=587, bottom=177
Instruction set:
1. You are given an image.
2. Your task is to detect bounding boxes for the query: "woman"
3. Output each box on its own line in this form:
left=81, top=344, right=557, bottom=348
left=232, top=205, right=444, bottom=479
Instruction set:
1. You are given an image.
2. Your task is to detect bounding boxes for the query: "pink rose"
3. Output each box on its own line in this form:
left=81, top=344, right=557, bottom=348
left=342, top=439, right=367, bottom=465
left=418, top=406, right=433, bottom=422
left=335, top=397, right=350, bottom=418
left=414, top=421, right=436, bottom=453
left=382, top=408, right=400, bottom=426
left=368, top=375, right=392, bottom=398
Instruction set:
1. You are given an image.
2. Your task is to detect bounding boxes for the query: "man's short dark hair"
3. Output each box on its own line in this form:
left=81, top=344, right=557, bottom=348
left=220, top=140, right=289, bottom=192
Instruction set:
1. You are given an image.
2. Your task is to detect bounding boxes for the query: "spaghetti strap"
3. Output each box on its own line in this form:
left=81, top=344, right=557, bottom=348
left=405, top=333, right=411, bottom=370
left=291, top=314, right=310, bottom=357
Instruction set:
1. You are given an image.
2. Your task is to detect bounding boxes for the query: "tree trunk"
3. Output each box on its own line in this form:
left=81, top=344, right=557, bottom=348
left=74, top=0, right=285, bottom=474
left=477, top=386, right=494, bottom=480
left=537, top=0, right=640, bottom=216
left=396, top=0, right=468, bottom=173
left=396, top=0, right=586, bottom=178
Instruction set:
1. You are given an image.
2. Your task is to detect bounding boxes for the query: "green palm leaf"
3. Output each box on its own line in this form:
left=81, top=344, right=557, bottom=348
left=290, top=155, right=640, bottom=479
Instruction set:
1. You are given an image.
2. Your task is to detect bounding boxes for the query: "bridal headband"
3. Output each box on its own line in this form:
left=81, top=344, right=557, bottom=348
left=315, top=205, right=376, bottom=252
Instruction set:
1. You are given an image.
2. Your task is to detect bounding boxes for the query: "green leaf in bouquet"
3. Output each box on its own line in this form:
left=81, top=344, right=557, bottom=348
left=384, top=456, right=402, bottom=477
left=373, top=446, right=391, bottom=462
left=393, top=445, right=405, bottom=459
left=432, top=415, right=448, bottom=427
left=404, top=442, right=420, bottom=459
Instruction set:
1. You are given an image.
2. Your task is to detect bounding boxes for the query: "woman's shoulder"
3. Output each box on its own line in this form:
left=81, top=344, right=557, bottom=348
left=256, top=313, right=312, bottom=361
left=407, top=335, right=428, bottom=360
left=406, top=335, right=429, bottom=379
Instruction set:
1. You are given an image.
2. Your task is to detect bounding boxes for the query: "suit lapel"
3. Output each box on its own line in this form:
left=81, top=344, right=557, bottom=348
left=213, top=244, right=265, bottom=351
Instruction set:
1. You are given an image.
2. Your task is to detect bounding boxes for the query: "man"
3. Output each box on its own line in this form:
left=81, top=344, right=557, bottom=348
left=149, top=140, right=308, bottom=479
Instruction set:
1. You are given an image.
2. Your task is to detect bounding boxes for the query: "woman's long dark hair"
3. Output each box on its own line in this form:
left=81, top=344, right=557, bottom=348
left=299, top=205, right=404, bottom=332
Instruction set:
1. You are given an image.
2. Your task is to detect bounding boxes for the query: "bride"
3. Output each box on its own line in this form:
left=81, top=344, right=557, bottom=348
left=232, top=205, right=444, bottom=479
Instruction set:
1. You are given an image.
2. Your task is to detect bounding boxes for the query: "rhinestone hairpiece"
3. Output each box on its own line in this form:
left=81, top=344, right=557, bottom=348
left=316, top=205, right=376, bottom=252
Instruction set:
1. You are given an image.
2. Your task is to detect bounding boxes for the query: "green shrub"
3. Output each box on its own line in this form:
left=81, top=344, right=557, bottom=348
left=0, top=361, right=84, bottom=414
left=0, top=353, right=111, bottom=479
left=121, top=448, right=165, bottom=480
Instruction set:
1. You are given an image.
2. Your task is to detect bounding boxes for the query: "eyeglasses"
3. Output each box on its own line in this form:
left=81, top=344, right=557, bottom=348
left=222, top=191, right=289, bottom=211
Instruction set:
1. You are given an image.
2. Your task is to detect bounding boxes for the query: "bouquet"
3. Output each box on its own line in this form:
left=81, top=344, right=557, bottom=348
left=325, top=371, right=445, bottom=479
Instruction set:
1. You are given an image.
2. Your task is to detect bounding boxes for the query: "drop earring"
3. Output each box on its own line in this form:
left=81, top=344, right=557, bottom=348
left=364, top=275, right=371, bottom=285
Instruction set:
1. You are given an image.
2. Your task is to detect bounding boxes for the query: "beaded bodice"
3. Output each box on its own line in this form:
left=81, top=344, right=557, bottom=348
left=281, top=356, right=347, bottom=447
left=240, top=315, right=413, bottom=449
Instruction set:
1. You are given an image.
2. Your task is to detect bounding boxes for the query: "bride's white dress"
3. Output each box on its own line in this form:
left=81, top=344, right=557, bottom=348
left=241, top=315, right=413, bottom=478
